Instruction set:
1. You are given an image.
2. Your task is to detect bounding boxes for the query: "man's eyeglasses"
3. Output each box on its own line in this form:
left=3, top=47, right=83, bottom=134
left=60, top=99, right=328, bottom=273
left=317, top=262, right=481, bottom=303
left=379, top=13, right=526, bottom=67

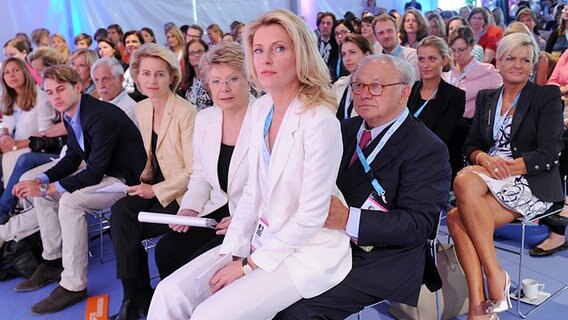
left=350, top=81, right=405, bottom=96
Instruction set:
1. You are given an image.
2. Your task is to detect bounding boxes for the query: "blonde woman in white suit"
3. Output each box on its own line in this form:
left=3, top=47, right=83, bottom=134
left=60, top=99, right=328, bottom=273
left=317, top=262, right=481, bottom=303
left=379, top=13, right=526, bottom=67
left=154, top=42, right=255, bottom=280
left=148, top=9, right=351, bottom=320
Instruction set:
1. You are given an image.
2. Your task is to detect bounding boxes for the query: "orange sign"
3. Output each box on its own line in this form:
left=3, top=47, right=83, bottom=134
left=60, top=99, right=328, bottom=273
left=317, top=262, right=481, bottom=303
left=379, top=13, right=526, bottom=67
left=85, top=294, right=108, bottom=320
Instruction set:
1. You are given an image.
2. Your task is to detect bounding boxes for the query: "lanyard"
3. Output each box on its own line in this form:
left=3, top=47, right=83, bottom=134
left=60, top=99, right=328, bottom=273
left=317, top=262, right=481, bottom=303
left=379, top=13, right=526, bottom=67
left=474, top=29, right=486, bottom=45
left=493, top=89, right=520, bottom=140
left=85, top=83, right=95, bottom=95
left=263, top=105, right=274, bottom=138
left=343, top=84, right=352, bottom=119
left=336, top=56, right=342, bottom=79
left=450, top=60, right=475, bottom=86
left=355, top=108, right=409, bottom=201
left=413, top=88, right=438, bottom=118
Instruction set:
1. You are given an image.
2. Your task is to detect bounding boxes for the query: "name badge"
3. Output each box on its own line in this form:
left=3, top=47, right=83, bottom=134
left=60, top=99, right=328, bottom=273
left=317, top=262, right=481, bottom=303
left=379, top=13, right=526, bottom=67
left=250, top=217, right=273, bottom=252
left=361, top=192, right=388, bottom=212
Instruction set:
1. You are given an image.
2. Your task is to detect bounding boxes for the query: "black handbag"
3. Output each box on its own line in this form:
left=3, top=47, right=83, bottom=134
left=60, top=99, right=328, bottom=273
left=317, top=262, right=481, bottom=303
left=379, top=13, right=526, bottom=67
left=28, top=135, right=67, bottom=154
left=0, top=232, right=43, bottom=280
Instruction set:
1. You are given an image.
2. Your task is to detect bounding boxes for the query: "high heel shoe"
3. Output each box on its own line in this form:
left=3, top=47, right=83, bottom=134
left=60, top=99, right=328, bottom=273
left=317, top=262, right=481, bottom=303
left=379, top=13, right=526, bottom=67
left=485, top=271, right=512, bottom=313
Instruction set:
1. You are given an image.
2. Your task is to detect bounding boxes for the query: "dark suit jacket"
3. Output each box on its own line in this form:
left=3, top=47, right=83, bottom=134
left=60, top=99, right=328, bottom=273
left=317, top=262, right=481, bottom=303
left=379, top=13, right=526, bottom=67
left=337, top=114, right=451, bottom=306
left=464, top=82, right=564, bottom=202
left=408, top=79, right=467, bottom=180
left=44, top=95, right=146, bottom=193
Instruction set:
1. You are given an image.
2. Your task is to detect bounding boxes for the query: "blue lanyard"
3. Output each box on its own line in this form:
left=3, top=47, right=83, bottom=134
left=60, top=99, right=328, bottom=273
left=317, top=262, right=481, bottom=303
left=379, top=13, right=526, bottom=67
left=474, top=29, right=486, bottom=45
left=85, top=83, right=95, bottom=95
left=263, top=105, right=274, bottom=138
left=355, top=108, right=409, bottom=202
left=336, top=57, right=342, bottom=78
left=343, top=84, right=352, bottom=119
left=413, top=88, right=438, bottom=118
left=493, top=89, right=520, bottom=140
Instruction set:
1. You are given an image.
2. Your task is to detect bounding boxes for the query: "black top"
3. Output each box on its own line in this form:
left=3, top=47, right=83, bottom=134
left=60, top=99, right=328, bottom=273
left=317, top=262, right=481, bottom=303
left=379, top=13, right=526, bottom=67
left=150, top=131, right=165, bottom=184
left=217, top=143, right=234, bottom=193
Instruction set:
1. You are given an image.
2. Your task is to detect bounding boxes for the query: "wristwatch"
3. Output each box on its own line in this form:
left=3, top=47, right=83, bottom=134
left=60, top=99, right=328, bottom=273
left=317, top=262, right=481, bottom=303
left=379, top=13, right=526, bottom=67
left=241, top=258, right=253, bottom=275
left=39, top=184, right=48, bottom=197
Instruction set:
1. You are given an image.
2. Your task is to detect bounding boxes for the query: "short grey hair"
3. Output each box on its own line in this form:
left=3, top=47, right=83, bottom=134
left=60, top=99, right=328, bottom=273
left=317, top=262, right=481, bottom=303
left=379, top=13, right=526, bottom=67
left=352, top=53, right=416, bottom=86
left=496, top=33, right=539, bottom=65
left=90, top=57, right=124, bottom=79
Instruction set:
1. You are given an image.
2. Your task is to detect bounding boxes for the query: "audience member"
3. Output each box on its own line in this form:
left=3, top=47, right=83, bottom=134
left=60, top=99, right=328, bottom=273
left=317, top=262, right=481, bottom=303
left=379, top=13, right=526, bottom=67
left=121, top=30, right=145, bottom=97
left=206, top=24, right=223, bottom=46
left=31, top=28, right=50, bottom=48
left=182, top=39, right=213, bottom=111
left=492, top=7, right=506, bottom=31
left=545, top=3, right=568, bottom=57
left=405, top=0, right=422, bottom=11
left=140, top=27, right=157, bottom=44
left=399, top=8, right=428, bottom=49
left=316, top=12, right=337, bottom=66
left=94, top=28, right=108, bottom=42
left=97, top=38, right=122, bottom=63
left=11, top=64, right=146, bottom=315
left=409, top=36, right=466, bottom=183
left=3, top=39, right=42, bottom=84
left=333, top=34, right=373, bottom=120
left=185, top=24, right=203, bottom=43
left=517, top=8, right=547, bottom=50
left=330, top=19, right=355, bottom=81
left=152, top=41, right=253, bottom=282
left=69, top=49, right=100, bottom=99
left=73, top=33, right=92, bottom=50
left=27, top=47, right=65, bottom=75
left=504, top=22, right=550, bottom=86
left=361, top=16, right=382, bottom=54
left=107, top=24, right=129, bottom=64
left=428, top=13, right=446, bottom=38
left=372, top=14, right=419, bottom=81
left=278, top=53, right=450, bottom=318
left=445, top=16, right=484, bottom=61
left=91, top=57, right=137, bottom=122
left=14, top=32, right=33, bottom=51
left=49, top=33, right=71, bottom=63
left=164, top=24, right=185, bottom=74
left=447, top=33, right=564, bottom=318
left=443, top=26, right=502, bottom=122
left=469, top=7, right=503, bottom=64
left=109, top=43, right=196, bottom=320
left=148, top=9, right=351, bottom=319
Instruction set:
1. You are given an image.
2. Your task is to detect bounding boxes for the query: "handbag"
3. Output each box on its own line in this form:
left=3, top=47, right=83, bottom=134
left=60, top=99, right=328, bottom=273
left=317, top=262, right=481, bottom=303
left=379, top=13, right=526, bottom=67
left=389, top=242, right=469, bottom=320
left=0, top=232, right=43, bottom=281
left=28, top=135, right=67, bottom=154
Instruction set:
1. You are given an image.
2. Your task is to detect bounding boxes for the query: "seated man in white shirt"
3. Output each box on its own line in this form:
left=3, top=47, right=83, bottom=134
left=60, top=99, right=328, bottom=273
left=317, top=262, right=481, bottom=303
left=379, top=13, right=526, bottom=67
left=373, top=14, right=420, bottom=82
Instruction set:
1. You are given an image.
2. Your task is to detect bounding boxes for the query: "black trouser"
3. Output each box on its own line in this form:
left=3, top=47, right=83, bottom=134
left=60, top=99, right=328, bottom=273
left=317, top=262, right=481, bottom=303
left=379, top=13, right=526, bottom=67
left=110, top=195, right=179, bottom=285
left=155, top=206, right=229, bottom=279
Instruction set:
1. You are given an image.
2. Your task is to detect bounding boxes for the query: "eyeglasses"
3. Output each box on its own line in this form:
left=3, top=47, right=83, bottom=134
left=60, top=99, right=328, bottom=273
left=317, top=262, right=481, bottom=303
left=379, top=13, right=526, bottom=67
left=209, top=76, right=243, bottom=89
left=351, top=81, right=405, bottom=96
left=334, top=30, right=351, bottom=37
left=9, top=198, right=34, bottom=216
left=450, top=46, right=469, bottom=54
left=188, top=49, right=205, bottom=57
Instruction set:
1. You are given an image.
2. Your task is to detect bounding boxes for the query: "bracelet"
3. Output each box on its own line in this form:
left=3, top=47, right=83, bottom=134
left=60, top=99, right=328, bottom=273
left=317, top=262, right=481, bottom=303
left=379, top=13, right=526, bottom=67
left=475, top=152, right=486, bottom=165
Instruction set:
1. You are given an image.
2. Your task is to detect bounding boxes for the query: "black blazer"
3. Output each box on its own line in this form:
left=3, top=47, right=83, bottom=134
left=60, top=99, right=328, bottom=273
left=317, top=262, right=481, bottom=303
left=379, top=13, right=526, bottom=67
left=44, top=95, right=146, bottom=192
left=337, top=115, right=451, bottom=306
left=408, top=79, right=467, bottom=179
left=464, top=82, right=564, bottom=202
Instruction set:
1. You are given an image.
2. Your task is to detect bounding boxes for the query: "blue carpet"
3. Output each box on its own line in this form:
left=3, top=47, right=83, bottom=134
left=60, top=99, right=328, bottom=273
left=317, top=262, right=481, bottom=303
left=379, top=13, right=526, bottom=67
left=1, top=226, right=567, bottom=319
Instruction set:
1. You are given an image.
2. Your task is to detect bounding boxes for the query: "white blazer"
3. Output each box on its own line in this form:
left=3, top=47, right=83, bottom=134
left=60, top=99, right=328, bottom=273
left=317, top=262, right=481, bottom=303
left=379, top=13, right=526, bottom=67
left=332, top=75, right=358, bottom=118
left=179, top=100, right=254, bottom=216
left=219, top=94, right=352, bottom=298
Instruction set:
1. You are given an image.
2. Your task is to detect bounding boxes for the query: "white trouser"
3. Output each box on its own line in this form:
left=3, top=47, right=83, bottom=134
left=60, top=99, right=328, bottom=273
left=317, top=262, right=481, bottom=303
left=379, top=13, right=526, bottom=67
left=148, top=246, right=303, bottom=320
left=35, top=176, right=126, bottom=291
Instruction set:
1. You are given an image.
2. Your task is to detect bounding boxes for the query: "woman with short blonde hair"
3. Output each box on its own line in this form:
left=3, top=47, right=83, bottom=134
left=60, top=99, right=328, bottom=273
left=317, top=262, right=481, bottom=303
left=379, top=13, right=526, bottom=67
left=49, top=33, right=70, bottom=63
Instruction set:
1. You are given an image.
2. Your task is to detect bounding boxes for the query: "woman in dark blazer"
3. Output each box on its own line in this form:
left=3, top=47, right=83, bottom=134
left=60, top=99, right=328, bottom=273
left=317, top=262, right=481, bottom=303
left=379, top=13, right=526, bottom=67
left=447, top=33, right=564, bottom=319
left=408, top=36, right=466, bottom=182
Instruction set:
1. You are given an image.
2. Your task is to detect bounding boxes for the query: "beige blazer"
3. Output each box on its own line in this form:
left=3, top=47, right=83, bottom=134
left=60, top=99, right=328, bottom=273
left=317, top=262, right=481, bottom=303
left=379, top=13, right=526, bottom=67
left=179, top=100, right=254, bottom=216
left=135, top=92, right=196, bottom=207
left=219, top=94, right=352, bottom=298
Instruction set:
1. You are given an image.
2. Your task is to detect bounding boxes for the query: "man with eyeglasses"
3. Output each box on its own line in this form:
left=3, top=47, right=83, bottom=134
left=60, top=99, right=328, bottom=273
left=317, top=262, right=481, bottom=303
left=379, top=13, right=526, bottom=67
left=372, top=14, right=420, bottom=81
left=277, top=54, right=451, bottom=319
left=185, top=24, right=204, bottom=43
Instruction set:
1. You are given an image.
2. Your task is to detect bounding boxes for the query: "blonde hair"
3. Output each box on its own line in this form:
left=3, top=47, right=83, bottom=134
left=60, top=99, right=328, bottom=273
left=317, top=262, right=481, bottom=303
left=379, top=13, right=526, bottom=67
left=165, top=25, right=185, bottom=52
left=1, top=57, right=38, bottom=115
left=245, top=9, right=335, bottom=110
left=199, top=41, right=246, bottom=86
left=418, top=36, right=450, bottom=58
left=497, top=33, right=539, bottom=65
left=504, top=22, right=532, bottom=37
left=27, top=47, right=65, bottom=68
left=49, top=33, right=70, bottom=62
left=129, top=43, right=182, bottom=91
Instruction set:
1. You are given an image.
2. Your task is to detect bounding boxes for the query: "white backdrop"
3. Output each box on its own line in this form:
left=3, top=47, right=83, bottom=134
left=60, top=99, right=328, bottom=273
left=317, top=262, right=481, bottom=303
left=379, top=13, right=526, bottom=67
left=1, top=0, right=441, bottom=56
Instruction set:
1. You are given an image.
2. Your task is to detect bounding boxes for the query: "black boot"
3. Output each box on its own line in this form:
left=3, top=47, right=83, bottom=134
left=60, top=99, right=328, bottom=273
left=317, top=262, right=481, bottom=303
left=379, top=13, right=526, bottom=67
left=109, top=289, right=153, bottom=320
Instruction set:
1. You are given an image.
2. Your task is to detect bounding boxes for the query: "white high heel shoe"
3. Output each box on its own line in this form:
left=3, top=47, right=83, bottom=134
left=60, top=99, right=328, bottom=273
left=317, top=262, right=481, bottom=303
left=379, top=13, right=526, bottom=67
left=485, top=271, right=512, bottom=313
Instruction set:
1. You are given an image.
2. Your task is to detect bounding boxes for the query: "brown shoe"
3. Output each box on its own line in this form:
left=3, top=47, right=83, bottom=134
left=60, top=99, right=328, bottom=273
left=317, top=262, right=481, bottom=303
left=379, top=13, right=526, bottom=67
left=30, top=285, right=87, bottom=315
left=14, top=263, right=63, bottom=292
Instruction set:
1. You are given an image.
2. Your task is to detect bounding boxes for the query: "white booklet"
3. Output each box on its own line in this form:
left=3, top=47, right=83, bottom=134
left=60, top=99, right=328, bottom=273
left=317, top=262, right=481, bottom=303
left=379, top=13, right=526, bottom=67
left=194, top=254, right=232, bottom=296
left=138, top=212, right=217, bottom=229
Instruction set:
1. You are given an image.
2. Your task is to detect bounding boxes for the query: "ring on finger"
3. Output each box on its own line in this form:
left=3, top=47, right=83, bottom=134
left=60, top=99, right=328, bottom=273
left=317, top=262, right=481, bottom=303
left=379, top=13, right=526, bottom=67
left=493, top=168, right=499, bottom=173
